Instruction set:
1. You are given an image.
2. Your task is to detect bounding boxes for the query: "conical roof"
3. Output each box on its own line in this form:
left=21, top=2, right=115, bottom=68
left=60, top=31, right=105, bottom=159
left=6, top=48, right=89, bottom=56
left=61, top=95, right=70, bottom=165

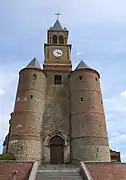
left=75, top=60, right=91, bottom=70
left=26, top=57, right=41, bottom=69
left=51, top=19, right=64, bottom=30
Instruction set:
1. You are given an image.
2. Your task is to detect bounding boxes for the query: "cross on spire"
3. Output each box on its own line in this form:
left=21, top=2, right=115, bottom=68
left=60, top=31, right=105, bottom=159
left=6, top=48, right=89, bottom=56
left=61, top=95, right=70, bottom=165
left=54, top=12, right=62, bottom=20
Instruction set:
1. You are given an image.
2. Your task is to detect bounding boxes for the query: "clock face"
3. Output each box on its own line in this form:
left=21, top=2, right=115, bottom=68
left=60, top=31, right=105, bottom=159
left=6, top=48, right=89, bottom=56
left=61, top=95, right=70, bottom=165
left=53, top=49, right=63, bottom=57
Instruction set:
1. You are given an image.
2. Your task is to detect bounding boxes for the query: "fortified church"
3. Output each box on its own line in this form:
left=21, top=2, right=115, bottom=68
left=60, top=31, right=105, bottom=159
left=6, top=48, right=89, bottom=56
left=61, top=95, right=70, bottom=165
left=1, top=16, right=125, bottom=180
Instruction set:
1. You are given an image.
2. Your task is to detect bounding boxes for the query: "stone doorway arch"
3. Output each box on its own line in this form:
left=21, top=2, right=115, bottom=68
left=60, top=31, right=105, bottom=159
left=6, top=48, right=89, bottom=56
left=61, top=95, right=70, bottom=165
left=49, top=136, right=64, bottom=164
left=43, top=130, right=70, bottom=164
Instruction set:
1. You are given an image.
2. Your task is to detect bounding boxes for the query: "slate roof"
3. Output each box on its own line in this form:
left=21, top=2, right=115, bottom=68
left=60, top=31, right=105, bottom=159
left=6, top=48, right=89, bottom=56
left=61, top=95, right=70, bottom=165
left=85, top=162, right=126, bottom=180
left=75, top=60, right=91, bottom=70
left=52, top=19, right=63, bottom=30
left=49, top=19, right=67, bottom=31
left=26, top=57, right=41, bottom=69
left=0, top=162, right=33, bottom=180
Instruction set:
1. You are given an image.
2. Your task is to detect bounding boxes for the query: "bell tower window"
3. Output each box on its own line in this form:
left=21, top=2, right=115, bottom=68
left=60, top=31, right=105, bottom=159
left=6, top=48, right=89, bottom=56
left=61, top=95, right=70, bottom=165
left=59, top=36, right=64, bottom=44
left=54, top=75, right=62, bottom=85
left=52, top=35, right=57, bottom=44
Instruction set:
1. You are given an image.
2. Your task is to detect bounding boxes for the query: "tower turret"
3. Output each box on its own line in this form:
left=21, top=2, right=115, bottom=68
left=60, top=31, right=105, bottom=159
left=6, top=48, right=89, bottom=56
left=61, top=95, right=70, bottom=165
left=69, top=60, right=111, bottom=163
left=8, top=58, right=46, bottom=161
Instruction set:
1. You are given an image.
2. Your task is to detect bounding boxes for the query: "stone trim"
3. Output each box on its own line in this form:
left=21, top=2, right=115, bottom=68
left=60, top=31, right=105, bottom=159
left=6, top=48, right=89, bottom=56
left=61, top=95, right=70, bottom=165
left=80, top=161, right=93, bottom=180
left=9, top=135, right=41, bottom=141
left=19, top=67, right=46, bottom=76
left=71, top=136, right=108, bottom=140
left=18, top=88, right=45, bottom=94
left=69, top=68, right=100, bottom=78
left=28, top=161, right=39, bottom=180
left=44, top=130, right=68, bottom=146
left=70, top=89, right=102, bottom=95
left=71, top=111, right=105, bottom=116
left=71, top=137, right=109, bottom=146
left=43, top=65, right=72, bottom=71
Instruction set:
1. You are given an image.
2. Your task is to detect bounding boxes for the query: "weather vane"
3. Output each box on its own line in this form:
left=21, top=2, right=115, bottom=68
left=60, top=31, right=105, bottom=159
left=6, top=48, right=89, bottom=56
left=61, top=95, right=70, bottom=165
left=54, top=12, right=62, bottom=20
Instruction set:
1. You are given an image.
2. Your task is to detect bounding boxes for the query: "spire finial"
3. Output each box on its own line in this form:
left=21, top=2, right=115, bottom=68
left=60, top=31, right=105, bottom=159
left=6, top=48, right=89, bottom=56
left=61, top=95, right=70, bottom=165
left=54, top=12, right=62, bottom=20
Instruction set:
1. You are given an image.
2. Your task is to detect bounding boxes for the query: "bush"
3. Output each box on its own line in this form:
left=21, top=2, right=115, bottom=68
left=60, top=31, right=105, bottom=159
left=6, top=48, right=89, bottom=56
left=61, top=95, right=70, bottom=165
left=0, top=153, right=16, bottom=160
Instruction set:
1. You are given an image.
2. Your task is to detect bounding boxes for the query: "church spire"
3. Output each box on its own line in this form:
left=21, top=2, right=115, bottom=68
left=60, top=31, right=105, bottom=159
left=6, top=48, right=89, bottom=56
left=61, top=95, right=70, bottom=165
left=52, top=19, right=63, bottom=30
left=49, top=12, right=67, bottom=31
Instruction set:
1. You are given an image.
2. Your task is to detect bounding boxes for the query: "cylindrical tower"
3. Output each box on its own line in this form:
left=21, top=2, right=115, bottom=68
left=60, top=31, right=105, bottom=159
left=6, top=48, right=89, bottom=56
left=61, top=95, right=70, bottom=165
left=69, top=61, right=111, bottom=163
left=8, top=58, right=46, bottom=161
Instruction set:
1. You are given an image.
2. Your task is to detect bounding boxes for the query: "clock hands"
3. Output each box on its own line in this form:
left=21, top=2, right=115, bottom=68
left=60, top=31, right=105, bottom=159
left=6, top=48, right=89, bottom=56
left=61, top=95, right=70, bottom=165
left=53, top=49, right=63, bottom=57
left=57, top=51, right=62, bottom=55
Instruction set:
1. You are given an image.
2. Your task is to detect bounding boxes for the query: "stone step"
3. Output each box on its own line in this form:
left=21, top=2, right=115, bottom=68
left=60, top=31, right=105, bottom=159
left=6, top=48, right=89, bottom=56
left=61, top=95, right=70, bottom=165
left=37, top=171, right=81, bottom=176
left=36, top=176, right=83, bottom=180
left=36, top=174, right=83, bottom=180
left=35, top=164, right=84, bottom=180
left=39, top=164, right=78, bottom=169
left=38, top=168, right=80, bottom=172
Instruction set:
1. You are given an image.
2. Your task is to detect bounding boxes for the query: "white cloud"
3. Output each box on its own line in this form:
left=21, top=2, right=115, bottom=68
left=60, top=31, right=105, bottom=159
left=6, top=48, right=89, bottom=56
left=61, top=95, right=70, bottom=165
left=109, top=133, right=126, bottom=147
left=0, top=114, right=9, bottom=152
left=104, top=91, right=126, bottom=114
left=2, top=0, right=126, bottom=31
left=121, top=91, right=126, bottom=98
left=0, top=89, right=5, bottom=96
left=76, top=52, right=82, bottom=56
left=0, top=64, right=19, bottom=152
left=104, top=91, right=126, bottom=162
left=111, top=132, right=120, bottom=137
left=0, top=70, right=16, bottom=95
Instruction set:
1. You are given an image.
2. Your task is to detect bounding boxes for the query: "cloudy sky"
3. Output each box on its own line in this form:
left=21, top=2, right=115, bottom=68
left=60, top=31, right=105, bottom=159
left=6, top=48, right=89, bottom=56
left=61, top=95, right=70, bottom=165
left=1, top=0, right=126, bottom=161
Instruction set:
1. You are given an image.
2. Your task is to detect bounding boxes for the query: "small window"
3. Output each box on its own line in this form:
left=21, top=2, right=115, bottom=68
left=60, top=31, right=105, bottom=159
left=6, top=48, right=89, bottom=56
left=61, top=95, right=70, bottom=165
left=80, top=97, right=83, bottom=101
left=79, top=76, right=82, bottom=80
left=59, top=36, right=64, bottom=44
left=52, top=35, right=57, bottom=44
left=101, top=100, right=103, bottom=104
left=30, top=95, right=33, bottom=99
left=95, top=77, right=98, bottom=81
left=54, top=75, right=62, bottom=85
left=33, top=74, right=37, bottom=80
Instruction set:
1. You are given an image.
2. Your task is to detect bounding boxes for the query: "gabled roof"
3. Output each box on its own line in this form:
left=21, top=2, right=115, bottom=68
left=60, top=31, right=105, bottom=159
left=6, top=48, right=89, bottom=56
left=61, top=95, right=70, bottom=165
left=26, top=57, right=41, bottom=69
left=75, top=60, right=91, bottom=70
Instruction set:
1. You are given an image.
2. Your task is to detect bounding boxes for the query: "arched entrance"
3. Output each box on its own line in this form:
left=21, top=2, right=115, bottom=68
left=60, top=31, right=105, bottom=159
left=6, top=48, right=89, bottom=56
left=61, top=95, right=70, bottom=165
left=49, top=136, right=64, bottom=164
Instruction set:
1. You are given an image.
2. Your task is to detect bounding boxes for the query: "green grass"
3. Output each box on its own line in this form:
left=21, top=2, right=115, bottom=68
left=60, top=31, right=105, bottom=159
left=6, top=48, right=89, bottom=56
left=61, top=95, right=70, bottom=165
left=0, top=153, right=16, bottom=160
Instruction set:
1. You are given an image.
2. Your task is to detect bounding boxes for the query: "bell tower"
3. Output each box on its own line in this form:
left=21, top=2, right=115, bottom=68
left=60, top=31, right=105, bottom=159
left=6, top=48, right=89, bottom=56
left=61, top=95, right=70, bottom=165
left=43, top=14, right=72, bottom=71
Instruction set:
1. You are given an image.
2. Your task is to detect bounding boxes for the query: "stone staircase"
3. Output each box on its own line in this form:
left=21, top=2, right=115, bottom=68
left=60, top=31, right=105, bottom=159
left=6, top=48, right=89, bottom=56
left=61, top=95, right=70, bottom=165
left=35, top=164, right=84, bottom=180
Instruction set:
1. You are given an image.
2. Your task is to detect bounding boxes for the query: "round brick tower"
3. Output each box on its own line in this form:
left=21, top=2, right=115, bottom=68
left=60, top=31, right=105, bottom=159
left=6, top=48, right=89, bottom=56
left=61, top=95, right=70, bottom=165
left=69, top=61, right=111, bottom=163
left=8, top=58, right=46, bottom=161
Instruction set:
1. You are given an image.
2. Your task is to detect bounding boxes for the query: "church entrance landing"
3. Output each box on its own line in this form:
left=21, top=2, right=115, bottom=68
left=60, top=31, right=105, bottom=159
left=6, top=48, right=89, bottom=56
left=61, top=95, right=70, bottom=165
left=49, top=136, right=64, bottom=164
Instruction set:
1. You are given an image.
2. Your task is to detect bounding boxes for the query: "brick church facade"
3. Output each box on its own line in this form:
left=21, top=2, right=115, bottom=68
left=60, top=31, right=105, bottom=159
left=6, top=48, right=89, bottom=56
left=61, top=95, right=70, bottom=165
left=3, top=18, right=120, bottom=165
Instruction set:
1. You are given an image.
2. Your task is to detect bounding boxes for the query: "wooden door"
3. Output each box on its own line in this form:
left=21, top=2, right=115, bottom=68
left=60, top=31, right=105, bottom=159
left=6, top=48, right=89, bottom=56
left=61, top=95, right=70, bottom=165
left=50, top=136, right=64, bottom=164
